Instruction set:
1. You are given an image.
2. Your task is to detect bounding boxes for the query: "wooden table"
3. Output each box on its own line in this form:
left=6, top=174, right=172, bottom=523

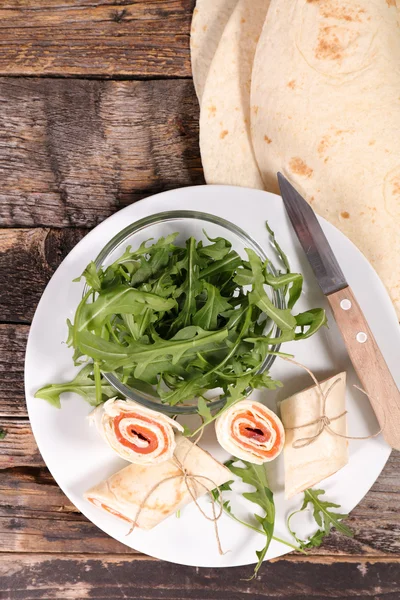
left=0, top=2, right=399, bottom=598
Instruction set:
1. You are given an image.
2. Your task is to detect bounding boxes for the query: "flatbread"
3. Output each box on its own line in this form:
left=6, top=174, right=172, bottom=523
left=251, top=0, right=400, bottom=316
left=280, top=373, right=348, bottom=498
left=190, top=0, right=238, bottom=102
left=84, top=434, right=232, bottom=530
left=199, top=0, right=269, bottom=189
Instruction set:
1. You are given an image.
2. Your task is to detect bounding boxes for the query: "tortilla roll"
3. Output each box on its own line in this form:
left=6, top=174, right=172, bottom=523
left=90, top=399, right=183, bottom=466
left=215, top=399, right=285, bottom=464
left=84, top=434, right=232, bottom=530
left=280, top=373, right=348, bottom=498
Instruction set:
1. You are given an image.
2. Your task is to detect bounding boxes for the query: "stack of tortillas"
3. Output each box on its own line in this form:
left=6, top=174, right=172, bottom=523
left=191, top=0, right=400, bottom=317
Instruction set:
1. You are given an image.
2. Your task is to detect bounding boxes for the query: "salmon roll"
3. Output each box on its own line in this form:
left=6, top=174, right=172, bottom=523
left=90, top=398, right=183, bottom=465
left=216, top=399, right=284, bottom=464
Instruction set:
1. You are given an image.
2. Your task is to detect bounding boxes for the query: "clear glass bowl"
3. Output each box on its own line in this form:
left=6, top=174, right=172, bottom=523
left=87, top=210, right=285, bottom=415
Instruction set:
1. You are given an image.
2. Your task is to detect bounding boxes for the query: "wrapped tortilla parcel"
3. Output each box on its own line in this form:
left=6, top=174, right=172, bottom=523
left=280, top=373, right=348, bottom=498
left=215, top=399, right=285, bottom=464
left=84, top=434, right=232, bottom=530
left=90, top=399, right=183, bottom=465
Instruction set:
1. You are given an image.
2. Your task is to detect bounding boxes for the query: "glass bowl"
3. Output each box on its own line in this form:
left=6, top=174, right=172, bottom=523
left=87, top=210, right=285, bottom=415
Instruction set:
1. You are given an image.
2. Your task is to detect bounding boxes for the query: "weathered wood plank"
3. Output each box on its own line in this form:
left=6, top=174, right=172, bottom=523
left=0, top=228, right=88, bottom=323
left=0, top=553, right=399, bottom=599
left=0, top=455, right=399, bottom=556
left=0, top=1, right=193, bottom=77
left=0, top=78, right=203, bottom=229
left=0, top=420, right=44, bottom=468
left=0, top=325, right=28, bottom=416
left=0, top=468, right=136, bottom=553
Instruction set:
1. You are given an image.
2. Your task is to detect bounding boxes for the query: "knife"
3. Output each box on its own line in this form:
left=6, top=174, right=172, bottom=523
left=277, top=172, right=400, bottom=450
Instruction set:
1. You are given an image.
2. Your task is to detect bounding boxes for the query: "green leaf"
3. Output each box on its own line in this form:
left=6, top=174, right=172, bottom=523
left=199, top=250, right=241, bottom=279
left=294, top=308, right=327, bottom=339
left=265, top=222, right=291, bottom=274
left=130, top=248, right=172, bottom=286
left=198, top=232, right=231, bottom=260
left=226, top=461, right=275, bottom=579
left=193, top=282, right=231, bottom=330
left=264, top=271, right=303, bottom=310
left=73, top=261, right=102, bottom=291
left=287, top=488, right=353, bottom=551
left=34, top=365, right=117, bottom=408
left=170, top=237, right=204, bottom=331
left=246, top=249, right=297, bottom=331
left=0, top=428, right=7, bottom=440
left=197, top=397, right=213, bottom=420
left=78, top=286, right=176, bottom=332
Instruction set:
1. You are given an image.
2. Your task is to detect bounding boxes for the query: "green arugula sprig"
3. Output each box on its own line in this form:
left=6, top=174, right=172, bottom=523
left=213, top=460, right=301, bottom=579
left=287, top=488, right=354, bottom=550
left=226, top=460, right=275, bottom=579
left=35, top=226, right=327, bottom=411
left=214, top=468, right=352, bottom=579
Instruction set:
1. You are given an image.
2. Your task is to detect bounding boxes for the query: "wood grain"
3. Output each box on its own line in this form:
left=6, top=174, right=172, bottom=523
left=0, top=420, right=44, bottom=469
left=0, top=78, right=203, bottom=229
left=0, top=325, right=28, bottom=416
left=0, top=1, right=193, bottom=78
left=0, top=454, right=399, bottom=556
left=327, top=287, right=400, bottom=450
left=0, top=228, right=87, bottom=323
left=0, top=554, right=399, bottom=600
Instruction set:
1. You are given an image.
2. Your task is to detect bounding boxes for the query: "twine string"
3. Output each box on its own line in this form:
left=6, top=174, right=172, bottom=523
left=281, top=357, right=384, bottom=448
left=126, top=430, right=226, bottom=555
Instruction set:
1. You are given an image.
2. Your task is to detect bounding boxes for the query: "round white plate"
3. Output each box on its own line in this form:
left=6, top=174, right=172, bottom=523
left=25, top=185, right=398, bottom=568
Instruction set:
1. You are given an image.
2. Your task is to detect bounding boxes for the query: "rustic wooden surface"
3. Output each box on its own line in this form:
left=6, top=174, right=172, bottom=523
left=0, top=1, right=399, bottom=599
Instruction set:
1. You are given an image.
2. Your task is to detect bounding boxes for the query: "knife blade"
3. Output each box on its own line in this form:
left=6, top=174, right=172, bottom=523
left=277, top=172, right=347, bottom=295
left=277, top=171, right=400, bottom=451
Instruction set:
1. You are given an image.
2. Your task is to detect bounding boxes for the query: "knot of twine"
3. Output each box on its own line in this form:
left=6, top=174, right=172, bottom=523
left=126, top=431, right=226, bottom=555
left=282, top=357, right=384, bottom=449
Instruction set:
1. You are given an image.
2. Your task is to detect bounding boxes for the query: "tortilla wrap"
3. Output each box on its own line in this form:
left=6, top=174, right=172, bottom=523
left=251, top=0, right=400, bottom=315
left=190, top=0, right=238, bottom=102
left=199, top=0, right=269, bottom=189
left=89, top=399, right=183, bottom=465
left=280, top=372, right=348, bottom=498
left=84, top=434, right=232, bottom=530
left=215, top=399, right=285, bottom=464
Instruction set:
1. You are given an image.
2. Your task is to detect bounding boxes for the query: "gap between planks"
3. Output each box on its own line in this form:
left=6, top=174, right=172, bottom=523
left=1, top=552, right=400, bottom=564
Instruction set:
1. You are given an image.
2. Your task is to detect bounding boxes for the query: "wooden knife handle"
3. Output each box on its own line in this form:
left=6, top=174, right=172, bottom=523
left=327, top=286, right=400, bottom=450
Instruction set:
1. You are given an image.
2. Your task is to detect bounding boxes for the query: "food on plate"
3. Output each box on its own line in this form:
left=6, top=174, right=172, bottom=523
left=280, top=373, right=348, bottom=498
left=84, top=434, right=232, bottom=530
left=89, top=398, right=183, bottom=465
left=251, top=0, right=400, bottom=315
left=215, top=399, right=284, bottom=464
left=35, top=230, right=326, bottom=413
left=190, top=0, right=238, bottom=102
left=199, top=0, right=268, bottom=189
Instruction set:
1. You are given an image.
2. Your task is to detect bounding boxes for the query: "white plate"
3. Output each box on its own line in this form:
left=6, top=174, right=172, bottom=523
left=25, top=185, right=398, bottom=568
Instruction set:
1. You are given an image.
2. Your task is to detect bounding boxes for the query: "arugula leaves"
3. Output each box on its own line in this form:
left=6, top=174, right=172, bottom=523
left=35, top=225, right=327, bottom=410
left=34, top=365, right=116, bottom=408
left=213, top=470, right=351, bottom=579
left=287, top=488, right=353, bottom=550
left=226, top=460, right=275, bottom=579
